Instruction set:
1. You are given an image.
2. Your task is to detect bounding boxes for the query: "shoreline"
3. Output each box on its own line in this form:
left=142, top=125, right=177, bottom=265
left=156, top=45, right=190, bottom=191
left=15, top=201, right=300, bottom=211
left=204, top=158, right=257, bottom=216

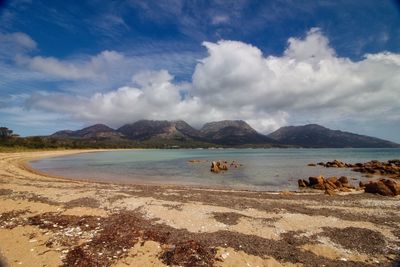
left=0, top=150, right=399, bottom=266
left=20, top=148, right=368, bottom=194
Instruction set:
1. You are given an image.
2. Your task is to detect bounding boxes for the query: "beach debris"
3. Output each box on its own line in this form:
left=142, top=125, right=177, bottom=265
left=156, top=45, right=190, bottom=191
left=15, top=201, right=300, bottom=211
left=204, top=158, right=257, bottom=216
left=364, top=179, right=400, bottom=196
left=0, top=210, right=29, bottom=229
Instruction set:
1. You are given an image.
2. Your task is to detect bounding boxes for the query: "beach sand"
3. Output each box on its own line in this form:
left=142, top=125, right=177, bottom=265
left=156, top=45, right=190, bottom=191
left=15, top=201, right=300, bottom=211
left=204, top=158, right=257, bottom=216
left=0, top=150, right=399, bottom=266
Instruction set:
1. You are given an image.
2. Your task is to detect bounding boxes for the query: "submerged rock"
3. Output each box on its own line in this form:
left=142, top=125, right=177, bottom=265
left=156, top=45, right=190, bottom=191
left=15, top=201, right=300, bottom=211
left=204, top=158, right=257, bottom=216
left=320, top=159, right=400, bottom=178
left=210, top=161, right=233, bottom=173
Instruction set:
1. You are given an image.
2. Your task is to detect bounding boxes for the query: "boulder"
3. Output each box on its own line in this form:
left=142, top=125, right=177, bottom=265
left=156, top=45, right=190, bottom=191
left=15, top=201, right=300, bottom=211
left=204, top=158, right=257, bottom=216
left=307, top=163, right=316, bottom=166
left=313, top=183, right=326, bottom=190
left=325, top=181, right=337, bottom=191
left=338, top=176, right=349, bottom=184
left=326, top=177, right=337, bottom=184
left=298, top=179, right=308, bottom=188
left=382, top=179, right=400, bottom=196
left=341, top=183, right=351, bottom=188
left=334, top=181, right=343, bottom=188
left=219, top=164, right=228, bottom=171
left=210, top=161, right=220, bottom=173
left=364, top=181, right=394, bottom=196
left=309, top=176, right=324, bottom=186
left=359, top=181, right=366, bottom=188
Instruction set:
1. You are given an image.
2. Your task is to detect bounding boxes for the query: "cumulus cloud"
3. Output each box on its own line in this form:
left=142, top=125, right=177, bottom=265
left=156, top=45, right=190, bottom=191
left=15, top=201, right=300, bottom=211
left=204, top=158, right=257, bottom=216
left=26, top=28, right=400, bottom=134
left=192, top=28, right=400, bottom=130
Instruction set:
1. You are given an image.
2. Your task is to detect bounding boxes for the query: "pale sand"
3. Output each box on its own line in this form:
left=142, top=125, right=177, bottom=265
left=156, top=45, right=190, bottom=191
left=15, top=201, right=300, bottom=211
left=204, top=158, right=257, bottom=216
left=0, top=150, right=399, bottom=267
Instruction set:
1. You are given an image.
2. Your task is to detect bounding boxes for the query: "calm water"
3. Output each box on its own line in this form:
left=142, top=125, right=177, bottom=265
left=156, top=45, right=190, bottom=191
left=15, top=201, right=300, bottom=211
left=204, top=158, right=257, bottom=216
left=30, top=148, right=400, bottom=191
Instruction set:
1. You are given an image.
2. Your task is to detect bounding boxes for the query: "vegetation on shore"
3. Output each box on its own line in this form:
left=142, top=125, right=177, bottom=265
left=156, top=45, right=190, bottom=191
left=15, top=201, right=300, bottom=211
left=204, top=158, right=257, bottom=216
left=0, top=126, right=282, bottom=152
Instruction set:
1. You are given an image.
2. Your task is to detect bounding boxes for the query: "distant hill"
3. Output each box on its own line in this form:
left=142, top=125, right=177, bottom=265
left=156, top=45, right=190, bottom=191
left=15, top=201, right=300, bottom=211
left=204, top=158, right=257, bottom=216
left=118, top=120, right=202, bottom=141
left=49, top=121, right=399, bottom=148
left=268, top=124, right=399, bottom=148
left=200, top=120, right=279, bottom=146
left=51, top=124, right=123, bottom=139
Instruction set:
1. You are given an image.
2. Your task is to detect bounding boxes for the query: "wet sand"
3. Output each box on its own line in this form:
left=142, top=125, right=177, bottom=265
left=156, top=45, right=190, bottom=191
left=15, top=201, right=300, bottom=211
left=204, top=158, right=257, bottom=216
left=0, top=150, right=399, bottom=266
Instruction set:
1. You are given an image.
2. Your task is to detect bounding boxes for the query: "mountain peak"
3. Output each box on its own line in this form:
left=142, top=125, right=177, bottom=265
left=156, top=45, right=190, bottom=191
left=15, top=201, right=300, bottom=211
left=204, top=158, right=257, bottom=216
left=117, top=120, right=201, bottom=141
left=200, top=120, right=256, bottom=134
left=200, top=120, right=277, bottom=145
left=268, top=124, right=399, bottom=148
left=51, top=124, right=121, bottom=139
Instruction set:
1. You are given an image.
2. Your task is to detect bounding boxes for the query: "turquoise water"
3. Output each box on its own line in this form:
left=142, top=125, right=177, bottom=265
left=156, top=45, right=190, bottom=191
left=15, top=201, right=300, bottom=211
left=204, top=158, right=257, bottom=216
left=30, top=148, right=400, bottom=191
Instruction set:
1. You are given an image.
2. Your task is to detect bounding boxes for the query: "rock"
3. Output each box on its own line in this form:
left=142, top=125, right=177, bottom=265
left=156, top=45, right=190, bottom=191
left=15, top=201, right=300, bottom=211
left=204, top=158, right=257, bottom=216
left=325, top=160, right=346, bottom=168
left=309, top=176, right=324, bottom=186
left=334, top=181, right=343, bottom=188
left=326, top=177, right=337, bottom=184
left=307, top=163, right=316, bottom=166
left=220, top=164, right=228, bottom=171
left=339, top=187, right=352, bottom=192
left=298, top=179, right=308, bottom=188
left=359, top=181, right=365, bottom=188
left=325, top=181, right=337, bottom=191
left=210, top=161, right=220, bottom=173
left=341, top=183, right=351, bottom=188
left=317, top=162, right=325, bottom=166
left=382, top=179, right=400, bottom=196
left=313, top=183, right=326, bottom=190
left=364, top=181, right=394, bottom=196
left=188, top=159, right=203, bottom=163
left=325, top=189, right=335, bottom=196
left=338, top=176, right=348, bottom=184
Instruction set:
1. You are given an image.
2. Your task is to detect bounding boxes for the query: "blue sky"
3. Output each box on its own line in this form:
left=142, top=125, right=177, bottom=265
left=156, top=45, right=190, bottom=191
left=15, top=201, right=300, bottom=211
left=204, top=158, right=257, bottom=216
left=1, top=0, right=400, bottom=142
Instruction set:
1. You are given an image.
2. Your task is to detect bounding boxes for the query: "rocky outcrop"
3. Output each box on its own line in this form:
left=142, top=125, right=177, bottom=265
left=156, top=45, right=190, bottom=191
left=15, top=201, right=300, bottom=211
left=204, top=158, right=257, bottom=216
left=210, top=160, right=242, bottom=173
left=315, top=159, right=400, bottom=179
left=298, top=175, right=356, bottom=195
left=351, top=160, right=400, bottom=177
left=210, top=161, right=228, bottom=173
left=364, top=179, right=400, bottom=196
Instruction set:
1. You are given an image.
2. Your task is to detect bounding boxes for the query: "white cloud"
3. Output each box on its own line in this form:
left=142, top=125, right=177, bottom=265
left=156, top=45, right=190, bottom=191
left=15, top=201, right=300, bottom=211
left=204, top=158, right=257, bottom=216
left=25, top=28, right=400, bottom=136
left=191, top=28, right=400, bottom=131
left=0, top=32, right=37, bottom=59
left=211, top=15, right=230, bottom=25
left=16, top=50, right=124, bottom=81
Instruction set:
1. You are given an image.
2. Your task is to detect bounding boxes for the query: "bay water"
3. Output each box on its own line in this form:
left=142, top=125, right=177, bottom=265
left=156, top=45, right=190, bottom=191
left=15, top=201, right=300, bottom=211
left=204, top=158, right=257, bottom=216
left=30, top=148, right=400, bottom=191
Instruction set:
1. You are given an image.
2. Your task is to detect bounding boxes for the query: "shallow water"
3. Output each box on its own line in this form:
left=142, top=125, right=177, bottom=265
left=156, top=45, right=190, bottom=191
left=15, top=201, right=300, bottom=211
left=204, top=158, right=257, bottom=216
left=30, top=148, right=400, bottom=191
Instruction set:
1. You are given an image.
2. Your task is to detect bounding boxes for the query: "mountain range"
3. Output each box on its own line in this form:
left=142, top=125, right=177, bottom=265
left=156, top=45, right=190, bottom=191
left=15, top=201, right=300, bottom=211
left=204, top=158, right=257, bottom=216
left=51, top=120, right=399, bottom=148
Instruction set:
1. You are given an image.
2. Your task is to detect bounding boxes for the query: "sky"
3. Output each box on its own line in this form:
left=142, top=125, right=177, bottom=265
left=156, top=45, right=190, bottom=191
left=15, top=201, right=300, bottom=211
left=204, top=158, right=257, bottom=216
left=0, top=0, right=400, bottom=142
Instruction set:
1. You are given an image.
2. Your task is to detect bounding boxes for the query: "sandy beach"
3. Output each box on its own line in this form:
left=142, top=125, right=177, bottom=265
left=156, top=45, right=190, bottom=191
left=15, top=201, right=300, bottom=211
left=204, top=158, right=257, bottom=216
left=0, top=150, right=399, bottom=267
